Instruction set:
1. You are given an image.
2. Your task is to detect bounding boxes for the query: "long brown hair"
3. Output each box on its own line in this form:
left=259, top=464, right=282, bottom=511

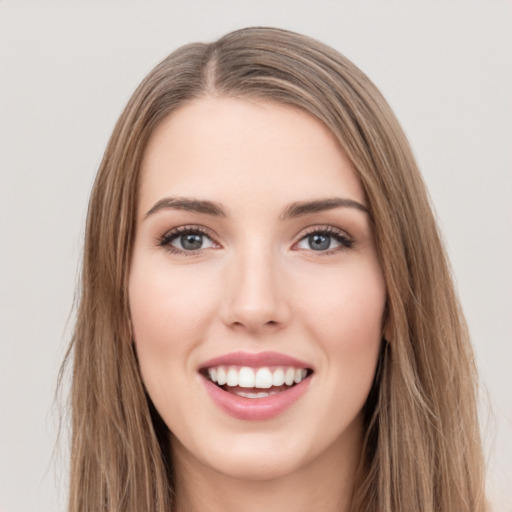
left=63, top=27, right=486, bottom=511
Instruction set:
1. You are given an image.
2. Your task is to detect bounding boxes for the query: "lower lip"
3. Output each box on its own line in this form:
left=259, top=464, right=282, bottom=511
left=202, top=375, right=312, bottom=421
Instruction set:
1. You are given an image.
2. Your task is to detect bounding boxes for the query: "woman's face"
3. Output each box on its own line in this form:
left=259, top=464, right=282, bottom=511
left=129, top=97, right=386, bottom=481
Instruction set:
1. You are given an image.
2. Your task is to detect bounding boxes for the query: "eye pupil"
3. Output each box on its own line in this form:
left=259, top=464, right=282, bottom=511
left=309, top=234, right=330, bottom=251
left=181, top=233, right=203, bottom=250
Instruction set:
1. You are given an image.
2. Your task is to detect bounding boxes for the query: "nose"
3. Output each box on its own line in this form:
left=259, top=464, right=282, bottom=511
left=220, top=244, right=291, bottom=334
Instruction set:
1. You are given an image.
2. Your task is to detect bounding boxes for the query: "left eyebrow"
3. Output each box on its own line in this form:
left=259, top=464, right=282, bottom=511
left=144, top=195, right=368, bottom=221
left=279, top=197, right=368, bottom=220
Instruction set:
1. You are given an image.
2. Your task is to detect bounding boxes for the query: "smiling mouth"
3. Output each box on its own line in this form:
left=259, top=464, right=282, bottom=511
left=201, top=365, right=314, bottom=399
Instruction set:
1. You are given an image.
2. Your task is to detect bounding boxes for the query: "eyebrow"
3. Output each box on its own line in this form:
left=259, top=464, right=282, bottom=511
left=144, top=196, right=368, bottom=220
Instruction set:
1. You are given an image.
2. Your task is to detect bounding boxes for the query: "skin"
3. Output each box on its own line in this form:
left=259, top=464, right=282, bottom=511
left=129, top=96, right=387, bottom=512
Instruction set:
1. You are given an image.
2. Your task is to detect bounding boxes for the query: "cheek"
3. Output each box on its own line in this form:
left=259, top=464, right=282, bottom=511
left=295, top=260, right=386, bottom=388
left=297, top=260, right=386, bottom=342
left=128, top=258, right=219, bottom=365
left=128, top=257, right=224, bottom=427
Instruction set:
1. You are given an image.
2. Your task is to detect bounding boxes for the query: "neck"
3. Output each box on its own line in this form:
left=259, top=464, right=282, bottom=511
left=171, top=418, right=363, bottom=512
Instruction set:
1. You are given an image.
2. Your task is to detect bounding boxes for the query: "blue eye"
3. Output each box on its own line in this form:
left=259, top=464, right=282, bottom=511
left=159, top=227, right=216, bottom=254
left=296, top=228, right=353, bottom=253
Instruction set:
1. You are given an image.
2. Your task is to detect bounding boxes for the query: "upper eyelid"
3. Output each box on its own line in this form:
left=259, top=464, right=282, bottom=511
left=161, top=224, right=215, bottom=238
left=298, top=224, right=351, bottom=238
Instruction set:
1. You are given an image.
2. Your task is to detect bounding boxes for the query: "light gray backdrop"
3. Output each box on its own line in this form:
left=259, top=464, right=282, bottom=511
left=0, top=1, right=510, bottom=511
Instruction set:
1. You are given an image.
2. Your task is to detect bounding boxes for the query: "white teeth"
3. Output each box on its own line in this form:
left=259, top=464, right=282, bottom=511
left=272, top=368, right=285, bottom=386
left=255, top=368, right=273, bottom=388
left=238, top=367, right=255, bottom=388
left=216, top=367, right=227, bottom=386
left=285, top=367, right=295, bottom=386
left=226, top=367, right=238, bottom=386
left=206, top=365, right=310, bottom=389
left=236, top=391, right=271, bottom=399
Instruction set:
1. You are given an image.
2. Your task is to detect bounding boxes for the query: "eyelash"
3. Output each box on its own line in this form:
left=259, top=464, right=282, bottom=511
left=157, top=224, right=354, bottom=257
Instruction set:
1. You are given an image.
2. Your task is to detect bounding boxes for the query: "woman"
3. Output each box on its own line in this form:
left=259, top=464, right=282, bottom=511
left=64, top=27, right=486, bottom=511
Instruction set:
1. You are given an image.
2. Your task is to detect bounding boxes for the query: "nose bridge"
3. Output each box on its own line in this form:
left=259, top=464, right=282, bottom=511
left=222, top=236, right=289, bottom=332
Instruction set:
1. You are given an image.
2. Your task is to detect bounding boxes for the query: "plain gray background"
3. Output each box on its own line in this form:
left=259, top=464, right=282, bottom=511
left=0, top=1, right=510, bottom=511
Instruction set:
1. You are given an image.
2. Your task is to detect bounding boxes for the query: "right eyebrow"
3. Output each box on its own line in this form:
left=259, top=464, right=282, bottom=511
left=144, top=197, right=228, bottom=219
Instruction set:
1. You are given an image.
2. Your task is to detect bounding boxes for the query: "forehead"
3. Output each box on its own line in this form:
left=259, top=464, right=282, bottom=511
left=139, top=96, right=365, bottom=217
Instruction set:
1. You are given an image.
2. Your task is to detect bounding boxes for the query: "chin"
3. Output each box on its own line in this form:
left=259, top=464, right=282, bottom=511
left=209, top=449, right=307, bottom=483
left=171, top=427, right=311, bottom=482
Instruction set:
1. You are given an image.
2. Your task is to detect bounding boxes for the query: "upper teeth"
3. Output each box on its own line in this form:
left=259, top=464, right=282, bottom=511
left=207, top=366, right=308, bottom=388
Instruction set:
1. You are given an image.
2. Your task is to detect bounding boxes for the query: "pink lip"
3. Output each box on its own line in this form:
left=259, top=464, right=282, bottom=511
left=198, top=351, right=313, bottom=421
left=201, top=375, right=312, bottom=421
left=199, top=351, right=312, bottom=370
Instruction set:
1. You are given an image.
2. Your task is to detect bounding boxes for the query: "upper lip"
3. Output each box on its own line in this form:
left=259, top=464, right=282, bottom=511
left=199, top=351, right=312, bottom=370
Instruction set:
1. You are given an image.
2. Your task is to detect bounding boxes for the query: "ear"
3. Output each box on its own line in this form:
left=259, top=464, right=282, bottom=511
left=384, top=324, right=393, bottom=343
left=382, top=308, right=393, bottom=342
